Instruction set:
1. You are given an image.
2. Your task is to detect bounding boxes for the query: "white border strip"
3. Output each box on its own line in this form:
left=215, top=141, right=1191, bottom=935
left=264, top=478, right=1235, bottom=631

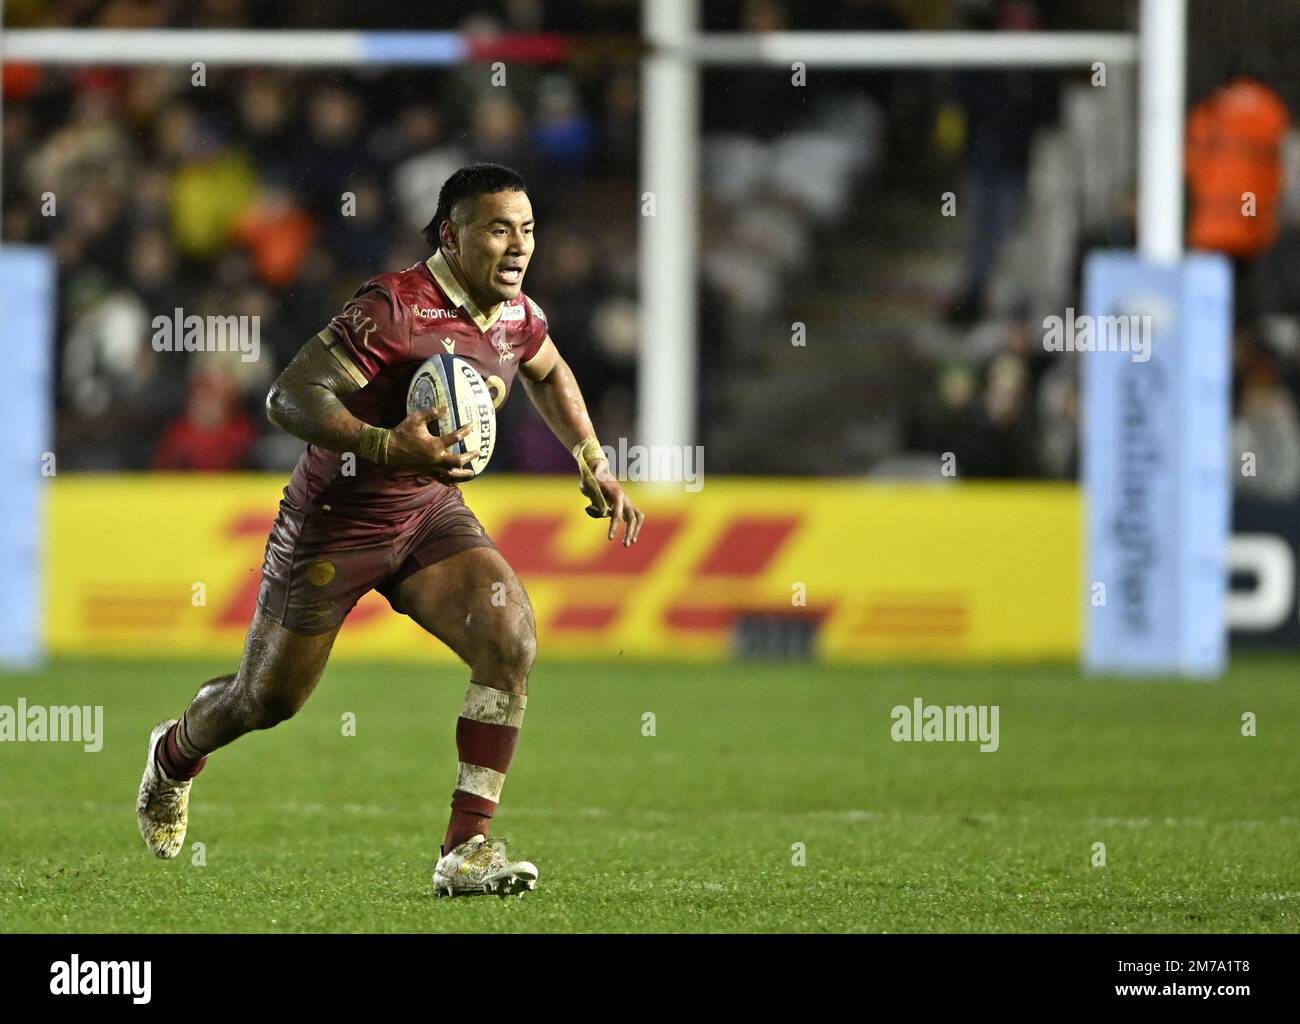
left=678, top=31, right=1138, bottom=68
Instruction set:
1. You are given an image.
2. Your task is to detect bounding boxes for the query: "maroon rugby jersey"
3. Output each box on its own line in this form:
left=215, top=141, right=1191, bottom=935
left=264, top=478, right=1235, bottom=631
left=282, top=249, right=549, bottom=522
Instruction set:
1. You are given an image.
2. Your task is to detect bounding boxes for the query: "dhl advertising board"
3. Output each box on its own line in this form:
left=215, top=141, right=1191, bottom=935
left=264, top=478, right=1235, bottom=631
left=46, top=476, right=1082, bottom=661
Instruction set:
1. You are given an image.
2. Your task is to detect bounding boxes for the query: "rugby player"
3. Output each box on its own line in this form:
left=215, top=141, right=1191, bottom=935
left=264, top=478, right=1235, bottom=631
left=136, top=163, right=644, bottom=897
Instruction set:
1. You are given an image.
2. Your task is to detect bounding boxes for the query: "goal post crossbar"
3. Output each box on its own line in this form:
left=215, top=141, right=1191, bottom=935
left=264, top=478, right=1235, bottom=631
left=675, top=31, right=1137, bottom=68
left=1, top=28, right=1136, bottom=68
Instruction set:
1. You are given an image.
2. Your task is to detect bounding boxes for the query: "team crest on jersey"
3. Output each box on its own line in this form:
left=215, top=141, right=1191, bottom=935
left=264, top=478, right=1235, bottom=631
left=490, top=325, right=514, bottom=364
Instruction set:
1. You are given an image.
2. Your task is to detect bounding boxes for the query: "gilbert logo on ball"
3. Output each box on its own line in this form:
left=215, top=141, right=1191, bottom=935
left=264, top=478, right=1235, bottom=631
left=406, top=353, right=496, bottom=478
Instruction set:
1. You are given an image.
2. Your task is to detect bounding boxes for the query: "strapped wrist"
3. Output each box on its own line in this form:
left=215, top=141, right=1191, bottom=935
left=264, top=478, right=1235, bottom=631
left=572, top=436, right=607, bottom=469
left=357, top=423, right=391, bottom=466
left=572, top=436, right=613, bottom=517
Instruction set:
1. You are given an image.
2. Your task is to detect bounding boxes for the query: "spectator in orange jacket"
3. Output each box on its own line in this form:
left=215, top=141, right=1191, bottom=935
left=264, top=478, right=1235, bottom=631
left=1186, top=77, right=1289, bottom=261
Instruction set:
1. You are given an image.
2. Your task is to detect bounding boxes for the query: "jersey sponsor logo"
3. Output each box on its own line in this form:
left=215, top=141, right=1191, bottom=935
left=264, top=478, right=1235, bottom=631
left=441, top=337, right=455, bottom=353
left=500, top=303, right=525, bottom=323
left=413, top=304, right=460, bottom=320
left=526, top=297, right=547, bottom=322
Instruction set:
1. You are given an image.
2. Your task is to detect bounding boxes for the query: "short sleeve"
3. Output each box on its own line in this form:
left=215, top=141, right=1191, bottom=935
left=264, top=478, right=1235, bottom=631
left=323, top=282, right=410, bottom=383
left=520, top=295, right=549, bottom=364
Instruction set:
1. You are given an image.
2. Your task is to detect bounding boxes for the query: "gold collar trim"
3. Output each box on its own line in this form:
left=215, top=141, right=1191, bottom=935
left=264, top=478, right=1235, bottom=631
left=425, top=249, right=502, bottom=333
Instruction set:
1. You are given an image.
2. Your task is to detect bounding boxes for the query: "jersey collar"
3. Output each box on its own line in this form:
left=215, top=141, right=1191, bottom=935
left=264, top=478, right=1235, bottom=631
left=425, top=249, right=503, bottom=333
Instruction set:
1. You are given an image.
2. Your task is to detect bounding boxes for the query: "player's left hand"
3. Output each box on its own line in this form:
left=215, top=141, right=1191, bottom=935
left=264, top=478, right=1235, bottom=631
left=584, top=462, right=644, bottom=547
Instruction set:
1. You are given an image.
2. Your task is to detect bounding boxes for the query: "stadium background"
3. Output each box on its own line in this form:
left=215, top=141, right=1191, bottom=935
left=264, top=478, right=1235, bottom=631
left=4, top=0, right=1300, bottom=661
left=2, top=0, right=1299, bottom=935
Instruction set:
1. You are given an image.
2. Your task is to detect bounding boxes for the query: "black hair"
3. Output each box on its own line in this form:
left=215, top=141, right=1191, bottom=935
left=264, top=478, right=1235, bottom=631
left=422, top=163, right=528, bottom=250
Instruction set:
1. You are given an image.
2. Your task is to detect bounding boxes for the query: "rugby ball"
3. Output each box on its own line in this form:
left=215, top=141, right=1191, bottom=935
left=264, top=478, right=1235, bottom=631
left=406, top=353, right=496, bottom=478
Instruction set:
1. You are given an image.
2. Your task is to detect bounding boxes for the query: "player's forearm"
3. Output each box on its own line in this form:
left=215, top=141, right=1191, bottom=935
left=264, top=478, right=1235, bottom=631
left=267, top=383, right=380, bottom=459
left=521, top=356, right=598, bottom=451
left=266, top=336, right=388, bottom=463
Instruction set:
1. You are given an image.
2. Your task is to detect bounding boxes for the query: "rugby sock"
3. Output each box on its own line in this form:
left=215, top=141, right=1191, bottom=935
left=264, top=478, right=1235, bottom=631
left=155, top=714, right=208, bottom=782
left=442, top=682, right=526, bottom=854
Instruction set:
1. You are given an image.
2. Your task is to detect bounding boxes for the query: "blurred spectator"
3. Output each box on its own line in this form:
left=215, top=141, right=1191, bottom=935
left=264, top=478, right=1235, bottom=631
left=236, top=72, right=300, bottom=186
left=530, top=74, right=598, bottom=192
left=166, top=115, right=259, bottom=260
left=1232, top=325, right=1300, bottom=501
left=944, top=1, right=1054, bottom=324
left=703, top=0, right=807, bottom=140
left=469, top=92, right=530, bottom=172
left=1186, top=75, right=1290, bottom=322
left=152, top=366, right=259, bottom=471
left=297, top=84, right=374, bottom=206
left=59, top=269, right=184, bottom=469
left=1187, top=76, right=1289, bottom=261
left=230, top=178, right=318, bottom=288
left=598, top=70, right=639, bottom=177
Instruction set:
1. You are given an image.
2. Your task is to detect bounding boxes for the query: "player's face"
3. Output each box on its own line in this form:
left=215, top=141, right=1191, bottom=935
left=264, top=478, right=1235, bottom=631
left=451, top=190, right=535, bottom=308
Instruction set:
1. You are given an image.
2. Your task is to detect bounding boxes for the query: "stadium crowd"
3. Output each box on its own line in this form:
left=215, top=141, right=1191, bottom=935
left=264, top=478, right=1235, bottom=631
left=3, top=56, right=640, bottom=471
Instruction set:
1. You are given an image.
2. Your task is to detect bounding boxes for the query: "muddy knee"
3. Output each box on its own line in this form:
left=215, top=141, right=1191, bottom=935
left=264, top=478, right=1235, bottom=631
left=472, top=618, right=536, bottom=693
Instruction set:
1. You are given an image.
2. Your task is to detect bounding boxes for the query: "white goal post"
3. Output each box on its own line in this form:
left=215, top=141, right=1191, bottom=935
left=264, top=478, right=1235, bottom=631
left=638, top=0, right=1182, bottom=449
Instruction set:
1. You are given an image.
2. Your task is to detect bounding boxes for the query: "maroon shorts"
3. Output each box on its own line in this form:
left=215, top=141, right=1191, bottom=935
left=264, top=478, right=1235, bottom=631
left=255, top=488, right=495, bottom=635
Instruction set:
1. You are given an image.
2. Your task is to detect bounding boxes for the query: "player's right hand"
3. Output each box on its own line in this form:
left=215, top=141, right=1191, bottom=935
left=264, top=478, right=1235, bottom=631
left=385, top=406, right=480, bottom=482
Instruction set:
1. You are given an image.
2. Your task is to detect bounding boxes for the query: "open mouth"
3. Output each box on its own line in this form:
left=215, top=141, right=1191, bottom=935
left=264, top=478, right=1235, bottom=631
left=497, top=266, right=523, bottom=286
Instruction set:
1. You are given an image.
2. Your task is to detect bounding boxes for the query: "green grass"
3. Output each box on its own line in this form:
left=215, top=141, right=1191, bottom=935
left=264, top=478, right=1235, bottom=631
left=1, top=655, right=1297, bottom=932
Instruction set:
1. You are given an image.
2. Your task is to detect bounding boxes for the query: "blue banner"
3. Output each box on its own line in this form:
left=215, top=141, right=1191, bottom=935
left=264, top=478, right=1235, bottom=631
left=1081, top=251, right=1232, bottom=678
left=0, top=246, right=55, bottom=668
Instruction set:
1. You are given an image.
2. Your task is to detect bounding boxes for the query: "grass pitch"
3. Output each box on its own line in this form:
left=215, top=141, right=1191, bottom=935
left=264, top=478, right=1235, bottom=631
left=1, top=655, right=1297, bottom=933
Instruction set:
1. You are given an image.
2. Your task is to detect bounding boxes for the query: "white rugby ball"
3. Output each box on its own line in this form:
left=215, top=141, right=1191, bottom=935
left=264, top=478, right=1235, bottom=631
left=406, top=353, right=496, bottom=478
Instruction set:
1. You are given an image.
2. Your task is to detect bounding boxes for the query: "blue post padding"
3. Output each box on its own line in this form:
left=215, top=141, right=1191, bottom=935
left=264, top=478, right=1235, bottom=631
left=0, top=246, right=56, bottom=668
left=1082, top=251, right=1233, bottom=678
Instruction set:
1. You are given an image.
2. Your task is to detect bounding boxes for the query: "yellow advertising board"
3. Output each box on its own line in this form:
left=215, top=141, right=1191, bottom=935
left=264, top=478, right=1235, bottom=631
left=46, top=475, right=1082, bottom=661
